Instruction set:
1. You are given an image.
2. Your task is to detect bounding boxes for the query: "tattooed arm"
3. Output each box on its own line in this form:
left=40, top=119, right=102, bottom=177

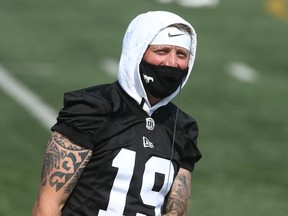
left=163, top=168, right=192, bottom=216
left=33, top=132, right=92, bottom=216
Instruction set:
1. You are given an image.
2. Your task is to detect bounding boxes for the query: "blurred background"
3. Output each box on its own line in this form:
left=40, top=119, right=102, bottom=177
left=0, top=0, right=287, bottom=215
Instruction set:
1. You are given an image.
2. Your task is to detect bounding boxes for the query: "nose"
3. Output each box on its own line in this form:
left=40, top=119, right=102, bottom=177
left=164, top=52, right=178, bottom=67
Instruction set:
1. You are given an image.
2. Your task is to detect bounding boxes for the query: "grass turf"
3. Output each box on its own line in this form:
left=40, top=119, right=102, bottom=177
left=0, top=0, right=287, bottom=215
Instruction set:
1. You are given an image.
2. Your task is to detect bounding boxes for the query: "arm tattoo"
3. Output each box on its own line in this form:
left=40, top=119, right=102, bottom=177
left=40, top=133, right=91, bottom=193
left=165, top=173, right=190, bottom=216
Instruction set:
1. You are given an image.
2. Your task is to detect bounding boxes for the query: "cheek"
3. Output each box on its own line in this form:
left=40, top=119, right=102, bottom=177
left=179, top=60, right=189, bottom=70
left=143, top=54, right=164, bottom=65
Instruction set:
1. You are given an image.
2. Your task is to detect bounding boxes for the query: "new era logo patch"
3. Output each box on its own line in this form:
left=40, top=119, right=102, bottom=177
left=143, top=136, right=154, bottom=148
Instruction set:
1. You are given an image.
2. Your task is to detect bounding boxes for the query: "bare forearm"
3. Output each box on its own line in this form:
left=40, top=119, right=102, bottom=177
left=163, top=168, right=191, bottom=216
left=33, top=199, right=61, bottom=216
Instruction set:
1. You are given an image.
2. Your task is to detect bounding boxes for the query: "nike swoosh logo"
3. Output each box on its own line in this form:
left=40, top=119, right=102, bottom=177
left=168, top=32, right=185, bottom=37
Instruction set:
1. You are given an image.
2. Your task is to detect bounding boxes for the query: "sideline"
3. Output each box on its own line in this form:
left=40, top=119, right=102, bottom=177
left=0, top=65, right=57, bottom=130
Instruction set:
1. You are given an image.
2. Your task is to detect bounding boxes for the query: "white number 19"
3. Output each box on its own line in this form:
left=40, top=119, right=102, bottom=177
left=98, top=148, right=175, bottom=216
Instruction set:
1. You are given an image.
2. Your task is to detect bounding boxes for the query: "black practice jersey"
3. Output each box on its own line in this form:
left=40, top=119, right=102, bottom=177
left=52, top=82, right=201, bottom=216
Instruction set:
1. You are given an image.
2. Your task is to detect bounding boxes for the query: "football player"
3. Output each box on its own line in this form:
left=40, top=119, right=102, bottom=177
left=33, top=11, right=202, bottom=216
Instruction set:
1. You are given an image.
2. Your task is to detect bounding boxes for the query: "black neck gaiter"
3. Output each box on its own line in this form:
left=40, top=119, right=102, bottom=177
left=139, top=60, right=188, bottom=98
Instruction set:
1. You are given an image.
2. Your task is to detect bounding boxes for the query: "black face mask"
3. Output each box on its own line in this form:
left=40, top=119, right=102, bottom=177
left=139, top=60, right=188, bottom=98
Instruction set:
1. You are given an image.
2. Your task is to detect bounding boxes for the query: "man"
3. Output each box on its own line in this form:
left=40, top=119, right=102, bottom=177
left=33, top=11, right=202, bottom=216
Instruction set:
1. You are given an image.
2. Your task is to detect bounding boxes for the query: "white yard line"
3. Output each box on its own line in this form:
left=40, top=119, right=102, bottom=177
left=101, top=58, right=118, bottom=78
left=155, top=0, right=220, bottom=7
left=0, top=65, right=57, bottom=130
left=177, top=0, right=219, bottom=8
left=226, top=62, right=258, bottom=83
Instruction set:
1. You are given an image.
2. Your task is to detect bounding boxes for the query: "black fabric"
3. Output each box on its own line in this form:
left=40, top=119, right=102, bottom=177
left=139, top=60, right=188, bottom=98
left=51, top=82, right=201, bottom=215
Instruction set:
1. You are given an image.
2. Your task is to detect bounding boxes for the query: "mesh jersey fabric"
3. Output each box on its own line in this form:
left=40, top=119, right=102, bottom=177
left=52, top=82, right=201, bottom=215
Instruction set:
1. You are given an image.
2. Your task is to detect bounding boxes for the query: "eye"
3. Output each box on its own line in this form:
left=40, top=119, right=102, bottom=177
left=154, top=48, right=169, bottom=55
left=176, top=51, right=188, bottom=59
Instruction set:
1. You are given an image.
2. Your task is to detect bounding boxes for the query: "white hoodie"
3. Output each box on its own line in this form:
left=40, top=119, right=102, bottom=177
left=117, top=11, right=197, bottom=116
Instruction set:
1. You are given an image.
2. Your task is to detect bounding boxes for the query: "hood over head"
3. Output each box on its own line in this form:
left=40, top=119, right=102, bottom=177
left=117, top=11, right=197, bottom=116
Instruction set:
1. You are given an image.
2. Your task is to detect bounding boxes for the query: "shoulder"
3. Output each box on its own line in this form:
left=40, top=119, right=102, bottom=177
left=62, top=82, right=120, bottom=114
left=178, top=108, right=198, bottom=138
left=52, top=83, right=122, bottom=149
left=166, top=102, right=198, bottom=127
left=165, top=103, right=199, bottom=151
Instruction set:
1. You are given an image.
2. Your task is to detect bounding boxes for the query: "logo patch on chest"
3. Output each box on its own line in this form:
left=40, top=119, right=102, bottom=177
left=145, top=117, right=155, bottom=130
left=143, top=136, right=154, bottom=148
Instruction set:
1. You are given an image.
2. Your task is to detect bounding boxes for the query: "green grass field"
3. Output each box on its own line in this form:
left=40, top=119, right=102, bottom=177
left=0, top=0, right=287, bottom=215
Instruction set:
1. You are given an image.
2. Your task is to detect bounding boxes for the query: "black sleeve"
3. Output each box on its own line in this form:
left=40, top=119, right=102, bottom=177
left=51, top=89, right=109, bottom=150
left=179, top=116, right=202, bottom=172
